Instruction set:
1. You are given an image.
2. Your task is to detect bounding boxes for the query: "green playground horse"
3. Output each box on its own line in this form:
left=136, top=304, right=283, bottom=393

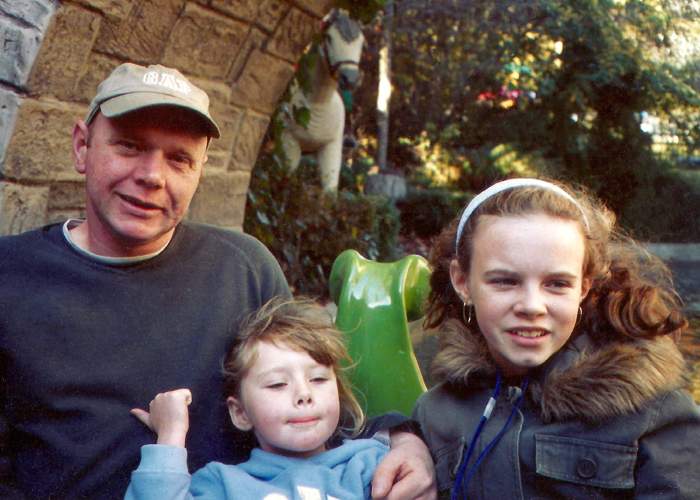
left=329, top=249, right=430, bottom=417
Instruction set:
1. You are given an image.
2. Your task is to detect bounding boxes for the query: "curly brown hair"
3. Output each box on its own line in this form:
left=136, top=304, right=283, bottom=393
left=424, top=178, right=687, bottom=344
left=222, top=296, right=365, bottom=438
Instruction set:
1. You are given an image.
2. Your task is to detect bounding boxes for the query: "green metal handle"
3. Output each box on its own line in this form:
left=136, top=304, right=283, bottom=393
left=329, top=249, right=430, bottom=417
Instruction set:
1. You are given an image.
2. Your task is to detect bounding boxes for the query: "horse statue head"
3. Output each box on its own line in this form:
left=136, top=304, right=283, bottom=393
left=280, top=9, right=365, bottom=192
left=319, top=9, right=365, bottom=92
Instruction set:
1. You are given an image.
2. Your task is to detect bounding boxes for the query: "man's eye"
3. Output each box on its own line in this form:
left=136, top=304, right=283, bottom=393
left=117, top=141, right=139, bottom=151
left=170, top=155, right=194, bottom=169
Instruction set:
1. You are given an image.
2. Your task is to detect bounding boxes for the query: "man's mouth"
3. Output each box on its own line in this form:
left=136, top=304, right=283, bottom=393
left=119, top=194, right=161, bottom=211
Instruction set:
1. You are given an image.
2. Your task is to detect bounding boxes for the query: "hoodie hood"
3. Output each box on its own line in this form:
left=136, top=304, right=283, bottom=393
left=431, top=320, right=688, bottom=423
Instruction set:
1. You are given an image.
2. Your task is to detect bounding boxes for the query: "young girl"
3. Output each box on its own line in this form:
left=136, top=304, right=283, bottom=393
left=413, top=178, right=700, bottom=499
left=125, top=297, right=389, bottom=499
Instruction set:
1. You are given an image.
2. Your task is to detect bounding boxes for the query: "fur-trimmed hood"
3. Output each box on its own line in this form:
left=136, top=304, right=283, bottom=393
left=432, top=320, right=688, bottom=423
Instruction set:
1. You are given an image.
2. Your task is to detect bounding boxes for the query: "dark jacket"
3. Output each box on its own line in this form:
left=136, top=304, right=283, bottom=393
left=0, top=222, right=291, bottom=499
left=0, top=222, right=409, bottom=499
left=413, top=321, right=700, bottom=499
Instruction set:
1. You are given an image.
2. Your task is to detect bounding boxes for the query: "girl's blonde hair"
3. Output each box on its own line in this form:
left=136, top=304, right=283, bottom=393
left=223, top=296, right=365, bottom=438
left=425, top=178, right=687, bottom=343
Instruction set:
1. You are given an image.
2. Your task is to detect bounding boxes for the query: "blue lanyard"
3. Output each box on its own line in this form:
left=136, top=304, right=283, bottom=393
left=451, top=373, right=529, bottom=500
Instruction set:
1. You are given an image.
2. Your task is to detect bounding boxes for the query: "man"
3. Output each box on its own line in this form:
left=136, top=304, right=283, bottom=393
left=0, top=63, right=435, bottom=498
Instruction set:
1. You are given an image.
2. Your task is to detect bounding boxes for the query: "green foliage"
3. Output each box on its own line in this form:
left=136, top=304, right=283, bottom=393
left=244, top=144, right=400, bottom=298
left=355, top=0, right=700, bottom=240
left=392, top=129, right=554, bottom=194
left=278, top=47, right=317, bottom=132
left=620, top=163, right=700, bottom=242
left=338, top=155, right=375, bottom=193
left=292, top=48, right=318, bottom=99
left=335, top=0, right=386, bottom=24
left=397, top=187, right=471, bottom=239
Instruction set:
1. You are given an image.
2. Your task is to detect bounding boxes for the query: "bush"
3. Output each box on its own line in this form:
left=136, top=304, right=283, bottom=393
left=244, top=151, right=400, bottom=298
left=397, top=187, right=471, bottom=239
left=620, top=162, right=700, bottom=243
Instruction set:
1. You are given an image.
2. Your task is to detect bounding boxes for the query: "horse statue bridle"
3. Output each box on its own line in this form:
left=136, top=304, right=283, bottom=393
left=319, top=11, right=363, bottom=91
left=320, top=35, right=362, bottom=90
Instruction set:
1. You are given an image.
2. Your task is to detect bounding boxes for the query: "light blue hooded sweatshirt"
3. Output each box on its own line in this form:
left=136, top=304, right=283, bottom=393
left=125, top=438, right=389, bottom=499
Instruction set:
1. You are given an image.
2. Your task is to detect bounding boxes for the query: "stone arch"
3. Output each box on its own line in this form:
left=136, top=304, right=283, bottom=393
left=0, top=0, right=333, bottom=235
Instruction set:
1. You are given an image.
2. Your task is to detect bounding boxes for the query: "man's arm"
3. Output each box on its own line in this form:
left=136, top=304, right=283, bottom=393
left=371, top=426, right=437, bottom=500
left=360, top=412, right=411, bottom=438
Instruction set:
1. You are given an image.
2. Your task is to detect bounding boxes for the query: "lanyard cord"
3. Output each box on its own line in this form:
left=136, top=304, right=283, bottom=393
left=450, top=373, right=501, bottom=500
left=451, top=374, right=530, bottom=500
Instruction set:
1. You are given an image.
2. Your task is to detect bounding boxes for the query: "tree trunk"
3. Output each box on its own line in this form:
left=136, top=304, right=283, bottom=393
left=376, top=0, right=393, bottom=171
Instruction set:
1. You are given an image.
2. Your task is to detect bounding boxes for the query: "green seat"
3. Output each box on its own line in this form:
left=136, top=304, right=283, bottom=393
left=329, top=249, right=430, bottom=417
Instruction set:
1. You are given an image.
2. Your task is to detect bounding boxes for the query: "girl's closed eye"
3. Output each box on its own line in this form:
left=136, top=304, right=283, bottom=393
left=265, top=381, right=287, bottom=390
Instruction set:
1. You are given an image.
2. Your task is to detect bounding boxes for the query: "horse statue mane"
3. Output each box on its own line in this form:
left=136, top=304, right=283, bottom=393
left=331, top=9, right=362, bottom=44
left=281, top=9, right=364, bottom=192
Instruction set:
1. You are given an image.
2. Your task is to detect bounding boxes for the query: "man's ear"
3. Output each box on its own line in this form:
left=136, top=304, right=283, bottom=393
left=449, top=258, right=471, bottom=304
left=72, top=120, right=89, bottom=175
left=226, top=396, right=252, bottom=431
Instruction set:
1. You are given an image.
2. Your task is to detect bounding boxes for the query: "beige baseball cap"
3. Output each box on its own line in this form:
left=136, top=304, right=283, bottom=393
left=85, top=63, right=221, bottom=138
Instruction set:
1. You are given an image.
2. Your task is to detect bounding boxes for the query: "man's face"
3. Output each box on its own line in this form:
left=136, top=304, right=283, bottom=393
left=72, top=107, right=208, bottom=256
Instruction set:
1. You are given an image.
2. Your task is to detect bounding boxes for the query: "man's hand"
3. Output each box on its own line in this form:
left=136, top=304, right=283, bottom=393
left=372, top=429, right=437, bottom=500
left=130, top=388, right=192, bottom=448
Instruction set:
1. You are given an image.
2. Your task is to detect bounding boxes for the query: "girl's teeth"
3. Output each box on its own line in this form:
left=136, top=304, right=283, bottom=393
left=514, top=330, right=545, bottom=338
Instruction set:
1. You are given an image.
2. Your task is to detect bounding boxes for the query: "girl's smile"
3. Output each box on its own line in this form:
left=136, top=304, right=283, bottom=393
left=451, top=213, right=590, bottom=376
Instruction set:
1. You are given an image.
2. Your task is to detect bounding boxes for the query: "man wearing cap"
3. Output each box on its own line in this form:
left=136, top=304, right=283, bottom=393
left=0, top=63, right=435, bottom=499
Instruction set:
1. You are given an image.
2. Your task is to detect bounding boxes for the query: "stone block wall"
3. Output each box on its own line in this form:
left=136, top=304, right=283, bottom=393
left=0, top=0, right=333, bottom=234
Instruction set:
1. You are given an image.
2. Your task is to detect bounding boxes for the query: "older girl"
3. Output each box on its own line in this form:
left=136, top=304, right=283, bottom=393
left=413, top=178, right=699, bottom=499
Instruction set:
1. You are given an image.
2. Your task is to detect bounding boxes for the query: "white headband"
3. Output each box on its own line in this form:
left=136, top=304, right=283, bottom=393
left=455, top=178, right=589, bottom=255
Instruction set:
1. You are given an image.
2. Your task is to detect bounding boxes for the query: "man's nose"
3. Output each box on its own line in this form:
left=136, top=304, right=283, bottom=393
left=135, top=150, right=166, bottom=188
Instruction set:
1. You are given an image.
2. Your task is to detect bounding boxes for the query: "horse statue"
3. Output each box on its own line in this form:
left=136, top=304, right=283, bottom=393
left=281, top=9, right=364, bottom=192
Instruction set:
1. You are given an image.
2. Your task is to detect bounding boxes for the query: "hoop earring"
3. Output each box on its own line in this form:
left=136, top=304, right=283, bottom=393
left=462, top=302, right=474, bottom=326
left=576, top=306, right=583, bottom=326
